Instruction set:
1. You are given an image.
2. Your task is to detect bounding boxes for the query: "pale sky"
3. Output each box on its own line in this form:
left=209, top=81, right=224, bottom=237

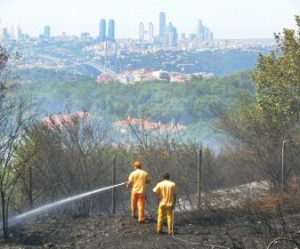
left=0, top=0, right=299, bottom=39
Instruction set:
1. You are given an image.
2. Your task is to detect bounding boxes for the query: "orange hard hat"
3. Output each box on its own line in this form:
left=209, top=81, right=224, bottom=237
left=133, top=161, right=141, bottom=169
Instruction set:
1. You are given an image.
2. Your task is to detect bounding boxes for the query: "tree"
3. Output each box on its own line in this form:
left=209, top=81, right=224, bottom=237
left=252, top=15, right=300, bottom=130
left=0, top=46, right=32, bottom=238
left=218, top=17, right=300, bottom=191
left=16, top=119, right=117, bottom=217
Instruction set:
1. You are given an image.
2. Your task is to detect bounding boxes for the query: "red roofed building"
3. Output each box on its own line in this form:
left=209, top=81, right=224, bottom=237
left=97, top=73, right=114, bottom=83
left=115, top=117, right=185, bottom=134
left=42, top=111, right=92, bottom=129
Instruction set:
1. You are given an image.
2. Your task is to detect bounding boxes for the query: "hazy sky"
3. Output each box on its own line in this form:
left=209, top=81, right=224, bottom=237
left=0, top=0, right=299, bottom=39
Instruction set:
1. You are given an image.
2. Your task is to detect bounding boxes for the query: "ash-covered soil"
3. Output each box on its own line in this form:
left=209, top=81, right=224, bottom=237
left=1, top=211, right=300, bottom=249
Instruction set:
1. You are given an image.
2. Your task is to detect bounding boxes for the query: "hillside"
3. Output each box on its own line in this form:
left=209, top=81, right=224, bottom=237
left=2, top=209, right=300, bottom=249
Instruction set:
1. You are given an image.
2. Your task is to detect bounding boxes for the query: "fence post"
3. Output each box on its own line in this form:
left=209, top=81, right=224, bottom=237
left=29, top=165, right=33, bottom=209
left=197, top=147, right=203, bottom=210
left=112, top=156, right=117, bottom=214
left=281, top=141, right=287, bottom=199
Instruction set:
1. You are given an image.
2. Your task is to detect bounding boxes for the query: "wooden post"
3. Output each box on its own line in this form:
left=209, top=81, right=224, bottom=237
left=29, top=165, right=33, bottom=209
left=281, top=141, right=287, bottom=199
left=197, top=147, right=203, bottom=210
left=112, top=157, right=117, bottom=214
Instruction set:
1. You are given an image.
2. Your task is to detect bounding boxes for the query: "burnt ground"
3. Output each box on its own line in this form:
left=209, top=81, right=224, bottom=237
left=1, top=210, right=300, bottom=249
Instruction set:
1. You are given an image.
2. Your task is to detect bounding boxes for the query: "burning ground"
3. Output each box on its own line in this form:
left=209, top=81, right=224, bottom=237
left=1, top=181, right=300, bottom=249
left=2, top=206, right=300, bottom=249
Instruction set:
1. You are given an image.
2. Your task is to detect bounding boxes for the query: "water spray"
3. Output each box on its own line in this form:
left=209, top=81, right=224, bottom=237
left=8, top=182, right=126, bottom=227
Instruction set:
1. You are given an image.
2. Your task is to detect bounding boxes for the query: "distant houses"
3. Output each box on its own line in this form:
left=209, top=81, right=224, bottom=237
left=42, top=111, right=91, bottom=129
left=114, top=117, right=186, bottom=134
left=96, top=69, right=214, bottom=84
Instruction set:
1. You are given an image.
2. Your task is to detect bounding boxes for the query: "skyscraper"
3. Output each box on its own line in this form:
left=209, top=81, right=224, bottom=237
left=17, top=25, right=22, bottom=41
left=10, top=24, right=15, bottom=40
left=44, top=26, right=51, bottom=40
left=204, top=27, right=209, bottom=41
left=197, top=20, right=204, bottom=40
left=108, top=19, right=115, bottom=41
left=148, top=22, right=154, bottom=43
left=159, top=12, right=166, bottom=38
left=99, top=19, right=106, bottom=42
left=2, top=28, right=10, bottom=42
left=167, top=23, right=178, bottom=47
left=139, top=22, right=145, bottom=41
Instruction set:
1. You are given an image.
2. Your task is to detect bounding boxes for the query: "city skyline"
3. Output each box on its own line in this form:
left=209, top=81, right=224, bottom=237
left=0, top=0, right=299, bottom=39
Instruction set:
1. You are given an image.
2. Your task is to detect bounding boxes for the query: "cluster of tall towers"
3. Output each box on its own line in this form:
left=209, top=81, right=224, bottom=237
left=0, top=19, right=23, bottom=42
left=139, top=22, right=154, bottom=43
left=1, top=14, right=214, bottom=45
left=99, top=19, right=115, bottom=42
left=139, top=12, right=178, bottom=47
left=158, top=12, right=178, bottom=47
left=138, top=12, right=214, bottom=46
left=196, top=20, right=214, bottom=42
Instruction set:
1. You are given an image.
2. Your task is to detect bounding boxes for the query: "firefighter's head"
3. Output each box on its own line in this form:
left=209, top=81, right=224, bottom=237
left=133, top=161, right=142, bottom=169
left=163, top=172, right=170, bottom=180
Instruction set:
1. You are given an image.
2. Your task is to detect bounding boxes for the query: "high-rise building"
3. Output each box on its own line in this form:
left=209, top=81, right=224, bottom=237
left=108, top=19, right=115, bottom=41
left=204, top=27, right=209, bottom=41
left=197, top=20, right=204, bottom=40
left=2, top=28, right=10, bottom=42
left=148, top=22, right=154, bottom=43
left=81, top=32, right=91, bottom=40
left=172, top=27, right=178, bottom=47
left=10, top=24, right=15, bottom=40
left=44, top=26, right=51, bottom=40
left=167, top=23, right=178, bottom=47
left=139, top=22, right=145, bottom=41
left=17, top=25, right=22, bottom=41
left=167, top=32, right=174, bottom=48
left=159, top=12, right=166, bottom=37
left=99, top=19, right=106, bottom=42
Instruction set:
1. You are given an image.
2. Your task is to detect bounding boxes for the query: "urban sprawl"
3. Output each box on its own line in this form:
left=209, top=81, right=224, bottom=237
left=0, top=12, right=275, bottom=84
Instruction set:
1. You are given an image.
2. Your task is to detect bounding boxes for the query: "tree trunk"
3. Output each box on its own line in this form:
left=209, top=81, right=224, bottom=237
left=1, top=190, right=8, bottom=239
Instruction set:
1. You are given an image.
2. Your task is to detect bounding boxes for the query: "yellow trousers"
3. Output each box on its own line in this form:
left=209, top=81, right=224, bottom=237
left=156, top=206, right=174, bottom=235
left=131, top=192, right=146, bottom=222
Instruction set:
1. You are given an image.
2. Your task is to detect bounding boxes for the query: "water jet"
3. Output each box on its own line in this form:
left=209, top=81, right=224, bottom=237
left=8, top=182, right=126, bottom=226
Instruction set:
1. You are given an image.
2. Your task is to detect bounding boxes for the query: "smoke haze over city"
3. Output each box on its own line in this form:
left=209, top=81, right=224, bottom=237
left=0, top=0, right=298, bottom=39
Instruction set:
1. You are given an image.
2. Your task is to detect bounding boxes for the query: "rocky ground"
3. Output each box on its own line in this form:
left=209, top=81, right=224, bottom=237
left=1, top=209, right=300, bottom=249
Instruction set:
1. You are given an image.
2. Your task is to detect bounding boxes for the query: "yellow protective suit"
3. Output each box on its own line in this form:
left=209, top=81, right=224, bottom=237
left=153, top=179, right=176, bottom=235
left=128, top=168, right=149, bottom=222
left=131, top=192, right=146, bottom=222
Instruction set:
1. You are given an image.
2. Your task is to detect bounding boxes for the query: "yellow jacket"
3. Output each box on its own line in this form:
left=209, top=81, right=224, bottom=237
left=128, top=169, right=150, bottom=194
left=153, top=180, right=176, bottom=208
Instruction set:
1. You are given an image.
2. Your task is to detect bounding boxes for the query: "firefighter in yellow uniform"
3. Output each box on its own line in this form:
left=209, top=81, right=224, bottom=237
left=126, top=161, right=150, bottom=223
left=153, top=172, right=176, bottom=235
